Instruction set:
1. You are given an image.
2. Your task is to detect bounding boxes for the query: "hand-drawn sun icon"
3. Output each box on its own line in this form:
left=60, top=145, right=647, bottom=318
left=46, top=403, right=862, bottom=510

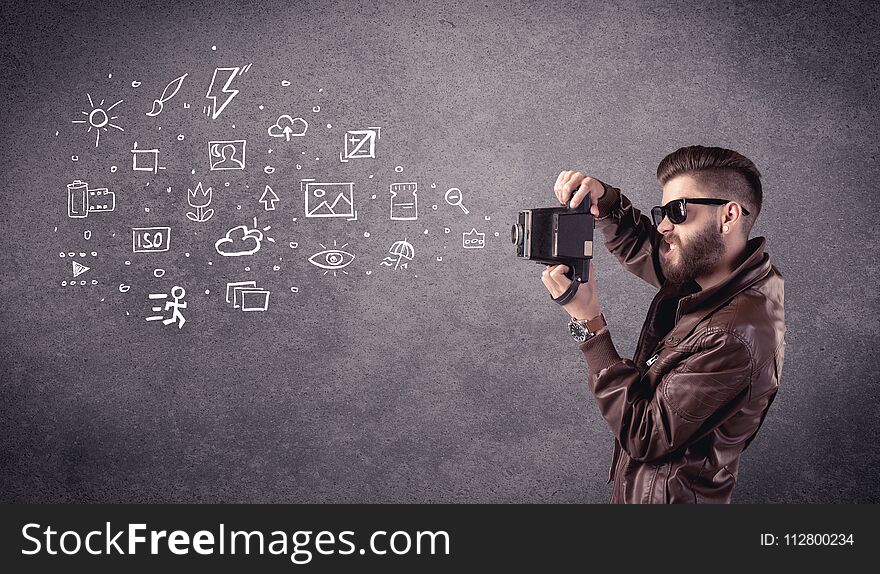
left=71, top=94, right=124, bottom=147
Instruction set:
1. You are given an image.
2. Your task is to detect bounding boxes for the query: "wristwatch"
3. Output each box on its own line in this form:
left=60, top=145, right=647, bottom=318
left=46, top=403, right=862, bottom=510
left=568, top=313, right=606, bottom=343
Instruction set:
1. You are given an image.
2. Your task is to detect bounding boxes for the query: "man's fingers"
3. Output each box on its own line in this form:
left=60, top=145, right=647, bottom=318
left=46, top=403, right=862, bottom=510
left=570, top=178, right=592, bottom=208
left=554, top=171, right=569, bottom=204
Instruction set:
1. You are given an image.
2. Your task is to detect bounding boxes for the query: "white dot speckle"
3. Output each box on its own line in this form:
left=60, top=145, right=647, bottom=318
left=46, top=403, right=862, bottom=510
left=125, top=260, right=131, bottom=265
left=364, top=232, right=370, bottom=238
left=208, top=261, right=213, bottom=266
left=371, top=194, right=376, bottom=199
left=326, top=124, right=332, bottom=128
left=211, top=45, right=217, bottom=50
left=145, top=207, right=150, bottom=212
left=108, top=73, right=112, bottom=78
left=245, top=266, right=251, bottom=271
left=259, top=105, right=264, bottom=110
left=205, top=289, right=210, bottom=295
left=185, top=253, right=190, bottom=257
left=494, top=232, right=500, bottom=237
left=395, top=166, right=403, bottom=172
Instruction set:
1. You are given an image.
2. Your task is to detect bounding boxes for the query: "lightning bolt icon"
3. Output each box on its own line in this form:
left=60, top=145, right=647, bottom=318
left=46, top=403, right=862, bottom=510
left=205, top=64, right=251, bottom=120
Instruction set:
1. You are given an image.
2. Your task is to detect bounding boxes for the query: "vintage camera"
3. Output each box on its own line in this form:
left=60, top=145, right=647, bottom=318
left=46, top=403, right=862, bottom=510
left=511, top=196, right=594, bottom=282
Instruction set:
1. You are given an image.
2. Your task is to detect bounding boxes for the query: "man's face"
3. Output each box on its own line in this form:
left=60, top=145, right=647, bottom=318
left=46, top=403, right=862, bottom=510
left=656, top=175, right=727, bottom=285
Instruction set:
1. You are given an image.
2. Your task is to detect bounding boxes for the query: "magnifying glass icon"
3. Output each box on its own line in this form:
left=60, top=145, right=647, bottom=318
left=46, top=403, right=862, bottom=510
left=444, top=188, right=470, bottom=214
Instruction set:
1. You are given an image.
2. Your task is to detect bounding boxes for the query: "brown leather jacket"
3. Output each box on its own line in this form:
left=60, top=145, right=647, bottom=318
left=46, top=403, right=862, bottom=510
left=579, top=183, right=786, bottom=503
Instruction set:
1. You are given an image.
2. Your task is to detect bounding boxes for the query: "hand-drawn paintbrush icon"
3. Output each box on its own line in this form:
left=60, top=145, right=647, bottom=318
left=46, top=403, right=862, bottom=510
left=146, top=73, right=188, bottom=117
left=186, top=182, right=214, bottom=222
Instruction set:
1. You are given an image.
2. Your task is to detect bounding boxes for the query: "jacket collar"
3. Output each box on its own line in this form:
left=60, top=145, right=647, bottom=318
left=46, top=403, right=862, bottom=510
left=665, top=237, right=772, bottom=344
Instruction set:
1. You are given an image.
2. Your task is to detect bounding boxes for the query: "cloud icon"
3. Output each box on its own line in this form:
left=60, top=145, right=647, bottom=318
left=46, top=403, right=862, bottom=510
left=268, top=115, right=308, bottom=140
left=215, top=224, right=264, bottom=257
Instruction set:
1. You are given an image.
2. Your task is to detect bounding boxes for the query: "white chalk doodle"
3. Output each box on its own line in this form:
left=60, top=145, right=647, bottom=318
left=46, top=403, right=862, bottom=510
left=215, top=217, right=272, bottom=257
left=225, top=280, right=270, bottom=311
left=339, top=127, right=380, bottom=162
left=463, top=228, right=486, bottom=249
left=186, top=182, right=214, bottom=222
left=302, top=180, right=355, bottom=219
left=268, top=115, right=308, bottom=141
left=153, top=269, right=166, bottom=278
left=259, top=185, right=280, bottom=211
left=83, top=230, right=91, bottom=240
left=146, top=73, right=188, bottom=116
left=71, top=260, right=90, bottom=277
left=390, top=182, right=418, bottom=221
left=132, top=226, right=171, bottom=253
left=445, top=188, right=470, bottom=214
left=67, top=180, right=115, bottom=218
left=394, top=166, right=403, bottom=173
left=131, top=142, right=165, bottom=173
left=204, top=64, right=252, bottom=119
left=118, top=283, right=131, bottom=293
left=381, top=239, right=414, bottom=270
left=208, top=140, right=246, bottom=171
left=71, top=93, right=124, bottom=147
left=308, top=240, right=355, bottom=276
left=146, top=286, right=187, bottom=328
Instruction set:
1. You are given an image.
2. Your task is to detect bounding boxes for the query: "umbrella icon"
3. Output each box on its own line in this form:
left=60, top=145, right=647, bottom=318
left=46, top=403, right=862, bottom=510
left=381, top=239, right=414, bottom=270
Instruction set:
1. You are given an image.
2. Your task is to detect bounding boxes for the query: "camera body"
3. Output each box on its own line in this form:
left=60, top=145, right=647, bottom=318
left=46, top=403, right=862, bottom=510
left=511, top=196, right=594, bottom=282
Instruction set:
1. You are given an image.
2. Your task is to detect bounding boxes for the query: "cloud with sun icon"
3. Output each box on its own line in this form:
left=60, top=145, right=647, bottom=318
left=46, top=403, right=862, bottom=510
left=71, top=93, right=124, bottom=147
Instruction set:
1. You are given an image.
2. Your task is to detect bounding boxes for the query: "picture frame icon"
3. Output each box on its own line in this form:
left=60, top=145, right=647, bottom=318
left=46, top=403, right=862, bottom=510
left=225, top=281, right=270, bottom=311
left=208, top=140, right=247, bottom=171
left=302, top=180, right=355, bottom=219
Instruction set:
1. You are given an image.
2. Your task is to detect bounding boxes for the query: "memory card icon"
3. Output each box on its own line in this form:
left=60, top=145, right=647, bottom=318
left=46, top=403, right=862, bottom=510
left=340, top=127, right=380, bottom=162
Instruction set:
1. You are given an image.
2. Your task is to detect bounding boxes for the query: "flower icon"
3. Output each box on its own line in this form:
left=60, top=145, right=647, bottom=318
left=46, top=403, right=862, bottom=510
left=186, top=182, right=214, bottom=222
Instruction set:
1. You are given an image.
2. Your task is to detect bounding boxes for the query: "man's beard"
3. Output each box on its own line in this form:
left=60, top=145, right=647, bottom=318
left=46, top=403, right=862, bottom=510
left=662, top=220, right=726, bottom=286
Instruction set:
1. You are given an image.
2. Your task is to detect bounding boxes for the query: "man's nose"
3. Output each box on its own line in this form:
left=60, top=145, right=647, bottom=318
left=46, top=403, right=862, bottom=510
left=657, top=216, right=674, bottom=234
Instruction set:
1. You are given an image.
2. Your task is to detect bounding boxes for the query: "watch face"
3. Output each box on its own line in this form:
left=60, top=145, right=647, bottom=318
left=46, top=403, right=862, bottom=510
left=569, top=321, right=586, bottom=342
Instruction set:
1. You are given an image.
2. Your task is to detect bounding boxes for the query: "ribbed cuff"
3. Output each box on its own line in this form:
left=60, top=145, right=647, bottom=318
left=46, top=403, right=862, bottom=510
left=595, top=182, right=621, bottom=220
left=578, top=328, right=622, bottom=372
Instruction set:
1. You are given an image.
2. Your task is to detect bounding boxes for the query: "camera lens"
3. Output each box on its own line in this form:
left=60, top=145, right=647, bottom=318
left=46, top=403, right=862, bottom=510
left=511, top=224, right=523, bottom=246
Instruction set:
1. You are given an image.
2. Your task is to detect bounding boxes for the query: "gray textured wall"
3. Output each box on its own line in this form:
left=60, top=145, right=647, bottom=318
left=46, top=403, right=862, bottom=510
left=1, top=0, right=878, bottom=503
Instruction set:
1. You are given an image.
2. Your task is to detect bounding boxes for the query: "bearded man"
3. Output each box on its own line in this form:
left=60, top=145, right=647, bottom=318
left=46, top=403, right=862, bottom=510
left=542, top=145, right=785, bottom=503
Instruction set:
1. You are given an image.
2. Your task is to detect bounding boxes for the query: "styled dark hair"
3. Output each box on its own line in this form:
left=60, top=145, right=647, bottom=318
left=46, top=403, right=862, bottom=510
left=657, top=146, right=763, bottom=230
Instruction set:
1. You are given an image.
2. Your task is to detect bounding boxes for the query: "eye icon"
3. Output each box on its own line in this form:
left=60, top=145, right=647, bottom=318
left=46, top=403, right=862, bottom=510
left=308, top=244, right=355, bottom=277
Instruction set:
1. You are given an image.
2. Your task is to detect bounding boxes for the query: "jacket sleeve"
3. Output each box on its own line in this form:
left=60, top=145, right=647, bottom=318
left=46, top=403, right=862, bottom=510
left=578, top=327, right=754, bottom=463
left=595, top=182, right=665, bottom=288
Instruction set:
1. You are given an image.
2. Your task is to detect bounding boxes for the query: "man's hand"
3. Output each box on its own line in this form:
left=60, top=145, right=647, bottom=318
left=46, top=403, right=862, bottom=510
left=541, top=261, right=602, bottom=321
left=554, top=171, right=606, bottom=217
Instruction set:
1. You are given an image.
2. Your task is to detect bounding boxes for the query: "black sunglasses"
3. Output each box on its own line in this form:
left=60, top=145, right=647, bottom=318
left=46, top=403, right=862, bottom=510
left=651, top=198, right=750, bottom=227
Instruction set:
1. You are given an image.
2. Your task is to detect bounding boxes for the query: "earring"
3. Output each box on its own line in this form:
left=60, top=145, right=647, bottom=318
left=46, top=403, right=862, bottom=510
left=723, top=224, right=729, bottom=232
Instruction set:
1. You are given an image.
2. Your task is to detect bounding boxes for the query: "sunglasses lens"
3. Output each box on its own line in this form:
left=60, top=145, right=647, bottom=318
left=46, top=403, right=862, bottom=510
left=669, top=200, right=687, bottom=224
left=651, top=207, right=663, bottom=227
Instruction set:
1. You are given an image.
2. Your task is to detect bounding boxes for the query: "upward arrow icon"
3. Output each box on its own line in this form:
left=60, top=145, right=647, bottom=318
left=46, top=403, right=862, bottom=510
left=259, top=185, right=280, bottom=211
